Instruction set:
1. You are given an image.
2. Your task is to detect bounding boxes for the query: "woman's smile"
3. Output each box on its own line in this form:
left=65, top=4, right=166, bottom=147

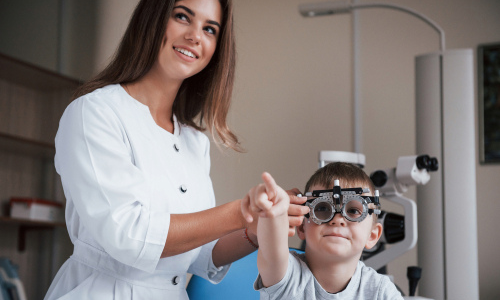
left=173, top=46, right=199, bottom=61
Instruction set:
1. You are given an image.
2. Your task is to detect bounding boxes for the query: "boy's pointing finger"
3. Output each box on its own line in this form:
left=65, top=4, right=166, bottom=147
left=261, top=172, right=278, bottom=200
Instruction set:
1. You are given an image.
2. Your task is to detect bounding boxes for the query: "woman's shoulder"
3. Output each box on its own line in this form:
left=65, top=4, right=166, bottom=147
left=68, top=84, right=144, bottom=117
left=61, top=84, right=133, bottom=128
left=72, top=84, right=122, bottom=106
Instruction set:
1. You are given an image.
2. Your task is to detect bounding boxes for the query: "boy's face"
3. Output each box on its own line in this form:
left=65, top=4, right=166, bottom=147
left=298, top=184, right=382, bottom=263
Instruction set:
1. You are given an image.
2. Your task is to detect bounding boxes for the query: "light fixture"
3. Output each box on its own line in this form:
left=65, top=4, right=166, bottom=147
left=299, top=0, right=445, bottom=51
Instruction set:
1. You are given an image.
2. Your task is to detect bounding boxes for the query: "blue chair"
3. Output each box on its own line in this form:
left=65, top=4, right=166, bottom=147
left=186, top=248, right=304, bottom=300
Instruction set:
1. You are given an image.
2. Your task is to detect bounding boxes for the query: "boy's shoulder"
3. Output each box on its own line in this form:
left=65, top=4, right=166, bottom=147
left=288, top=253, right=403, bottom=299
left=356, top=261, right=404, bottom=299
left=289, top=250, right=307, bottom=262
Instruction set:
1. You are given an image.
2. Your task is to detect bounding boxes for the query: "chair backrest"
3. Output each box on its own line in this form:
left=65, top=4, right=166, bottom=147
left=186, top=248, right=304, bottom=300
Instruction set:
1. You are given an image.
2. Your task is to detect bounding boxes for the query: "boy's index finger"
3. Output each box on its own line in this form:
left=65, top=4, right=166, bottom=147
left=261, top=172, right=278, bottom=201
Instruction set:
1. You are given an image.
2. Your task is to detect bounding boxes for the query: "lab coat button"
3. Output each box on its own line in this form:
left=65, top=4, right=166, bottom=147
left=180, top=185, right=187, bottom=193
left=173, top=144, right=180, bottom=152
left=172, top=276, right=179, bottom=285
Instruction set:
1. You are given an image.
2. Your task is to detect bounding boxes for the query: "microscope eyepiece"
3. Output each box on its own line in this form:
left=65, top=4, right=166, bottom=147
left=428, top=157, right=439, bottom=171
left=370, top=170, right=388, bottom=188
left=416, top=155, right=439, bottom=172
left=415, top=155, right=430, bottom=170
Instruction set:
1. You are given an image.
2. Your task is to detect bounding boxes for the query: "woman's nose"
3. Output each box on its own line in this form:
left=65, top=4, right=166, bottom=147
left=185, top=26, right=201, bottom=44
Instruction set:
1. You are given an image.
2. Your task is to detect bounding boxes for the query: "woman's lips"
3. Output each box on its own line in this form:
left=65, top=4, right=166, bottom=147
left=173, top=46, right=199, bottom=60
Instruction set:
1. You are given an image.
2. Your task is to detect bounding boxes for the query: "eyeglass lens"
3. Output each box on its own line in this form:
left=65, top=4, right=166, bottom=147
left=313, top=201, right=333, bottom=221
left=343, top=199, right=365, bottom=220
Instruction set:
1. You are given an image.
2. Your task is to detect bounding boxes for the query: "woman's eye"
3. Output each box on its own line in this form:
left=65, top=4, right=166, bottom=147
left=204, top=26, right=217, bottom=35
left=175, top=13, right=189, bottom=22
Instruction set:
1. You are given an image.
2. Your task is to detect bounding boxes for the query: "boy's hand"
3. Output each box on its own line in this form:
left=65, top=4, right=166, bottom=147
left=241, top=172, right=290, bottom=223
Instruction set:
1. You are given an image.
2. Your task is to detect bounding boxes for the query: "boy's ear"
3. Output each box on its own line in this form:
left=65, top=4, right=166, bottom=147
left=297, top=218, right=307, bottom=241
left=365, top=222, right=383, bottom=250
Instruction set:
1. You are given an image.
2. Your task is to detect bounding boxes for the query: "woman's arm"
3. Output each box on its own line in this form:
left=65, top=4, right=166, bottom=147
left=210, top=188, right=309, bottom=267
left=162, top=188, right=309, bottom=264
left=211, top=228, right=258, bottom=268
left=161, top=199, right=246, bottom=258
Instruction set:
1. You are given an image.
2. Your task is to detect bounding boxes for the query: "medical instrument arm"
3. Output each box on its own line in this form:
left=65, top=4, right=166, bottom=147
left=363, top=192, right=417, bottom=271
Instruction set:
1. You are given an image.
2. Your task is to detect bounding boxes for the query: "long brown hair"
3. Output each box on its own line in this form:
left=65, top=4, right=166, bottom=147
left=73, top=0, right=242, bottom=151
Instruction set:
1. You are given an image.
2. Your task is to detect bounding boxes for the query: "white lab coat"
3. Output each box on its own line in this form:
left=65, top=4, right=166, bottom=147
left=44, top=84, right=229, bottom=299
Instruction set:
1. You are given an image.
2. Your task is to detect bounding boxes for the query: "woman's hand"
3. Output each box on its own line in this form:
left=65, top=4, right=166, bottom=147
left=241, top=172, right=289, bottom=222
left=286, top=188, right=309, bottom=236
left=240, top=175, right=310, bottom=237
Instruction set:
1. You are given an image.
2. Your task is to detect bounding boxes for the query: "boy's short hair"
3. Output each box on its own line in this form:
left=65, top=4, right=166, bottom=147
left=304, top=162, right=378, bottom=223
left=305, top=162, right=375, bottom=193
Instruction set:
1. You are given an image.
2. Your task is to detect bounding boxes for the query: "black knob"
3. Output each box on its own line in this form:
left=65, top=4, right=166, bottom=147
left=407, top=266, right=422, bottom=296
left=370, top=170, right=388, bottom=188
left=415, top=155, right=430, bottom=170
left=428, top=157, right=439, bottom=171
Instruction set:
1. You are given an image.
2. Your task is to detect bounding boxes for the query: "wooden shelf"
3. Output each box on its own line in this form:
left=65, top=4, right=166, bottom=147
left=0, top=216, right=65, bottom=228
left=0, top=52, right=81, bottom=91
left=0, top=216, right=66, bottom=252
left=0, top=132, right=55, bottom=159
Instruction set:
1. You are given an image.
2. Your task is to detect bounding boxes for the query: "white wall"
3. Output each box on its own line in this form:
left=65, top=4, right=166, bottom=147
left=81, top=0, right=500, bottom=298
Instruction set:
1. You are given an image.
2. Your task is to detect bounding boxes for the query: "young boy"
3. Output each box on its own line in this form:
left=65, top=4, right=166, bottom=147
left=242, top=162, right=403, bottom=299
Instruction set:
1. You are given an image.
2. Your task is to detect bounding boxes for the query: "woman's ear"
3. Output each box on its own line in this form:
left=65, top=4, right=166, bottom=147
left=297, top=218, right=307, bottom=241
left=365, top=222, right=383, bottom=250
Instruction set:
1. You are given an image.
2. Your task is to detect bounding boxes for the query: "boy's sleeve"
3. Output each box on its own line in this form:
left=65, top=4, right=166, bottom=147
left=254, top=252, right=307, bottom=299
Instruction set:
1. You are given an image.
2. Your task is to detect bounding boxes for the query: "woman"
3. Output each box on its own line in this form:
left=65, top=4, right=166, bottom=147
left=45, top=0, right=308, bottom=299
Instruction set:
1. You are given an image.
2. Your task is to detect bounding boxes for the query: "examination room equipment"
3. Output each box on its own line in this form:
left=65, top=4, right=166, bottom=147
left=298, top=1, right=479, bottom=299
left=365, top=154, right=438, bottom=273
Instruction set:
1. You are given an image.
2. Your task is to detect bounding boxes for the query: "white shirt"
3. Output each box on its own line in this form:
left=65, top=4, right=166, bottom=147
left=45, top=84, right=229, bottom=300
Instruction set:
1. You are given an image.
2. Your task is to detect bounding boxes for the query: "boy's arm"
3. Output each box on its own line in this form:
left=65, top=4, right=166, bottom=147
left=257, top=204, right=290, bottom=287
left=241, top=172, right=291, bottom=287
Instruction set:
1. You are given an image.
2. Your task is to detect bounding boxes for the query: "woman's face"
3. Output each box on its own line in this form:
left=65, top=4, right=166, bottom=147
left=156, top=0, right=222, bottom=82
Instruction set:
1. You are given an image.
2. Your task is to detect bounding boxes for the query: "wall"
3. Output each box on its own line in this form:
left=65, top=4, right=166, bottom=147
left=0, top=0, right=59, bottom=71
left=0, top=0, right=99, bottom=81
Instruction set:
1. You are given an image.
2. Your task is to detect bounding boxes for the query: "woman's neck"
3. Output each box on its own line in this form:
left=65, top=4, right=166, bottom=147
left=305, top=251, right=359, bottom=294
left=124, top=70, right=183, bottom=134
